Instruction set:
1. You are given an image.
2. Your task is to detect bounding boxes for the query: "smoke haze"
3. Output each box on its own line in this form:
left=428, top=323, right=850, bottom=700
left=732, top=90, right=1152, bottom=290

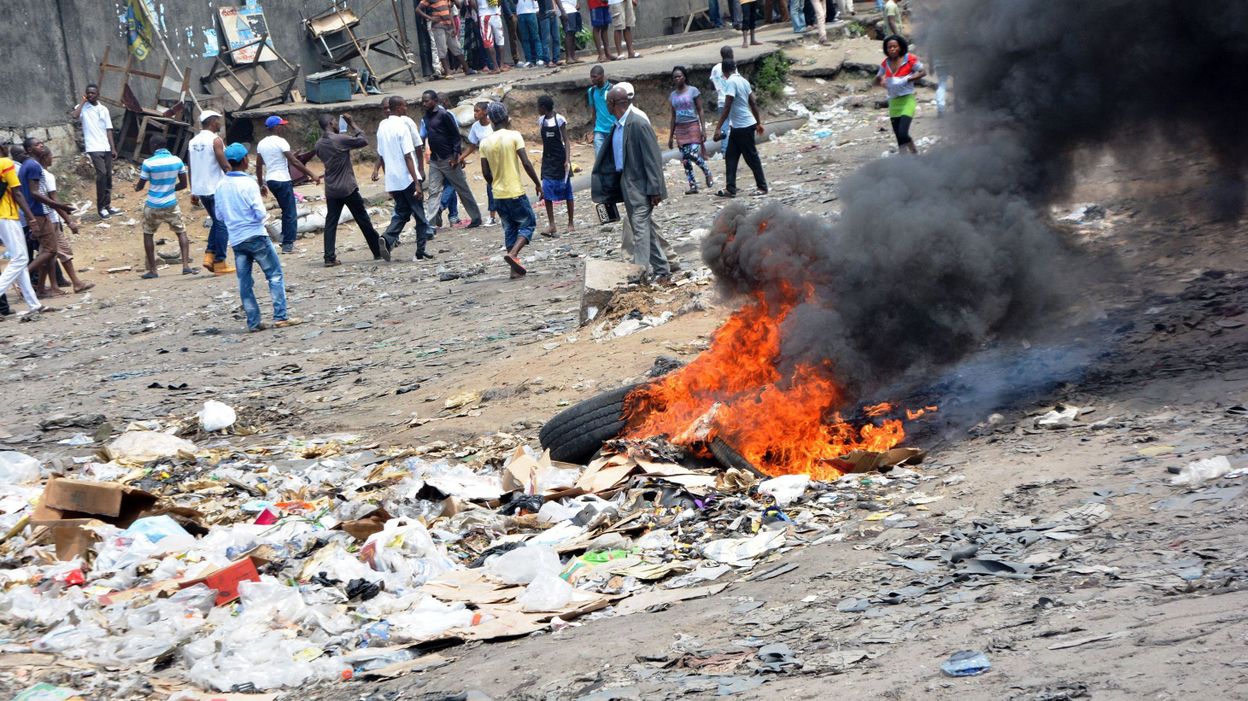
left=702, top=0, right=1247, bottom=402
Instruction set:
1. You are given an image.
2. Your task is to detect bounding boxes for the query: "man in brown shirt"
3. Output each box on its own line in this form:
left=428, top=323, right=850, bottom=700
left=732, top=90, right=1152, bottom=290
left=312, top=113, right=385, bottom=266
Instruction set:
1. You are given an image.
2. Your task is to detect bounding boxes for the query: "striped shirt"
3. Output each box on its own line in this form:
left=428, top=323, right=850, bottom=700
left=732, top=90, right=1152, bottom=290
left=139, top=149, right=186, bottom=209
left=420, top=0, right=455, bottom=26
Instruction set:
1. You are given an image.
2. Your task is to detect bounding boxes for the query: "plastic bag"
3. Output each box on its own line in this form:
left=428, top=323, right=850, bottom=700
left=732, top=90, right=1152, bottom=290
left=518, top=572, right=573, bottom=612
left=198, top=400, right=237, bottom=432
left=360, top=519, right=456, bottom=588
left=107, top=431, right=198, bottom=461
left=1171, top=455, right=1233, bottom=487
left=0, top=451, right=40, bottom=484
left=124, top=515, right=192, bottom=544
left=485, top=544, right=561, bottom=585
left=238, top=577, right=313, bottom=627
left=385, top=596, right=476, bottom=641
left=758, top=474, right=810, bottom=506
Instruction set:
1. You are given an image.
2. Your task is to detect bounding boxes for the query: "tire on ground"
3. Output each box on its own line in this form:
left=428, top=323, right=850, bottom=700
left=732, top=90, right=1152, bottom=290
left=539, top=383, right=646, bottom=464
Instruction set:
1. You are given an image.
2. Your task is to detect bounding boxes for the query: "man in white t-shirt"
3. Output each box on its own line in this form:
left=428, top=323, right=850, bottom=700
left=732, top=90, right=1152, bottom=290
left=373, top=96, right=434, bottom=261
left=709, top=45, right=733, bottom=155
left=71, top=84, right=121, bottom=220
left=187, top=111, right=234, bottom=274
left=256, top=116, right=321, bottom=254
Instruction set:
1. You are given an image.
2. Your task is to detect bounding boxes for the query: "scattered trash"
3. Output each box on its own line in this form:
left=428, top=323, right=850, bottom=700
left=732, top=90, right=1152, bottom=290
left=940, top=650, right=992, bottom=677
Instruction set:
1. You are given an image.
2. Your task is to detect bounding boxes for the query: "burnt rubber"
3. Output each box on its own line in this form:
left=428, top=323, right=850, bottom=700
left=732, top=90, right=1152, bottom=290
left=539, top=383, right=645, bottom=464
left=709, top=436, right=770, bottom=478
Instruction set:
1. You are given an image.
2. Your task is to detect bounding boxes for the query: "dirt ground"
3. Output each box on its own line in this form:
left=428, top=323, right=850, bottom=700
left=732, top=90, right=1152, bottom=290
left=4, top=28, right=1248, bottom=701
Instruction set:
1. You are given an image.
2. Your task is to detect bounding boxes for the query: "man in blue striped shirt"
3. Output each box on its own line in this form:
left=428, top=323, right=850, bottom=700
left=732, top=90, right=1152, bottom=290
left=135, top=135, right=196, bottom=278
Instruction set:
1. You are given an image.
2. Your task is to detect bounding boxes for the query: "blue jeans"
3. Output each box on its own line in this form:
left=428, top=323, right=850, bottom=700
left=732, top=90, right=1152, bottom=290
left=495, top=195, right=536, bottom=250
left=593, top=131, right=611, bottom=157
left=707, top=0, right=724, bottom=27
left=200, top=194, right=229, bottom=262
left=441, top=185, right=459, bottom=220
left=539, top=13, right=561, bottom=63
left=719, top=119, right=729, bottom=155
left=266, top=180, right=298, bottom=248
left=517, top=13, right=544, bottom=64
left=790, top=0, right=806, bottom=30
left=232, top=236, right=287, bottom=330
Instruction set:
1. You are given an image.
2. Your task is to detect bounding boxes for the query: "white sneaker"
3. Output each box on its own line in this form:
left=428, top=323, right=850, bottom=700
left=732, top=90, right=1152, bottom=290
left=106, top=206, right=122, bottom=215
left=98, top=209, right=110, bottom=219
left=536, top=60, right=546, bottom=67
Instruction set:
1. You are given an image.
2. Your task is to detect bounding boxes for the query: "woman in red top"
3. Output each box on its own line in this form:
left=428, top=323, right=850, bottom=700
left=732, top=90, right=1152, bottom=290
left=874, top=35, right=926, bottom=154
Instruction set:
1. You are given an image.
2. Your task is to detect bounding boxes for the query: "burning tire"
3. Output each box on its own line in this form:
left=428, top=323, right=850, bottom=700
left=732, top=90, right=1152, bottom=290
left=539, top=384, right=642, bottom=463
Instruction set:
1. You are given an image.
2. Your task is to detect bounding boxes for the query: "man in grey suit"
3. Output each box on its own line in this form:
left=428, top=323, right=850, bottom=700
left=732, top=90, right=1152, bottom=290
left=591, top=86, right=671, bottom=280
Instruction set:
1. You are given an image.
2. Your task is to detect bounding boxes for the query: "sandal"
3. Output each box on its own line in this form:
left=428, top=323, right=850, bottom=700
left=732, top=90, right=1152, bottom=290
left=714, top=189, right=736, bottom=198
left=504, top=254, right=527, bottom=276
left=685, top=187, right=699, bottom=195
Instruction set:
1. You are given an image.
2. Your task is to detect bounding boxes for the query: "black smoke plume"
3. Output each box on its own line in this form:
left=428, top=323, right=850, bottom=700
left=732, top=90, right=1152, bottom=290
left=702, top=0, right=1248, bottom=403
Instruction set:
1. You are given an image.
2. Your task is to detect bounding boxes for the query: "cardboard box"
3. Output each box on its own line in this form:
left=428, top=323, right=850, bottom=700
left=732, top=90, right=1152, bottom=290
left=32, top=479, right=159, bottom=525
left=30, top=478, right=203, bottom=563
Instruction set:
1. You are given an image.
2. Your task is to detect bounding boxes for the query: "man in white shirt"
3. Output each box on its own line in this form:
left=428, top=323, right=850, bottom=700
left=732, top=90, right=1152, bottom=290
left=71, top=84, right=121, bottom=220
left=215, top=142, right=300, bottom=333
left=709, top=46, right=733, bottom=155
left=373, top=96, right=434, bottom=261
left=187, top=111, right=234, bottom=274
left=256, top=116, right=321, bottom=254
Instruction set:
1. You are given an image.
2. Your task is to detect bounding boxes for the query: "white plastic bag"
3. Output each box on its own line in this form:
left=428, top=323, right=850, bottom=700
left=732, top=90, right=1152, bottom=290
left=1171, top=455, right=1233, bottom=487
left=484, top=544, right=561, bottom=585
left=198, top=400, right=237, bottom=432
left=0, top=451, right=40, bottom=483
left=758, top=474, right=810, bottom=506
left=518, top=572, right=573, bottom=612
left=108, top=431, right=197, bottom=461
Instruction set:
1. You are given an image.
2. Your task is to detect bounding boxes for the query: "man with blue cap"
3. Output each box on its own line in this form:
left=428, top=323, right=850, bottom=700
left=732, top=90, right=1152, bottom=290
left=256, top=115, right=321, bottom=253
left=214, top=142, right=301, bottom=332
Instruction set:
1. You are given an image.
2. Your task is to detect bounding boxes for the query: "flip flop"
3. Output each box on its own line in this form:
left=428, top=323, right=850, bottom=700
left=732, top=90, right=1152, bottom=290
left=504, top=254, right=527, bottom=276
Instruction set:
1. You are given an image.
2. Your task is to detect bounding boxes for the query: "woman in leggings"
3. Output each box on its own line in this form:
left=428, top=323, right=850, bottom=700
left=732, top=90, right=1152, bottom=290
left=875, top=35, right=926, bottom=155
left=667, top=66, right=715, bottom=194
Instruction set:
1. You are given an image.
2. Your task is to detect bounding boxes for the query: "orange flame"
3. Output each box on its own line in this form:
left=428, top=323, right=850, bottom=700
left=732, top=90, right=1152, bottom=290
left=623, top=290, right=923, bottom=480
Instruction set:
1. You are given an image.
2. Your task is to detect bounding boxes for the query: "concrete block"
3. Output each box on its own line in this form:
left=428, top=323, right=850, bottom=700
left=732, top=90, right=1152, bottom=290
left=580, top=258, right=644, bottom=325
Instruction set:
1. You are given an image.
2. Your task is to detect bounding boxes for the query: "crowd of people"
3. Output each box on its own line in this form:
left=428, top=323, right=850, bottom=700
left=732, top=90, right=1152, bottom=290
left=411, top=0, right=653, bottom=75
left=0, top=0, right=933, bottom=329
